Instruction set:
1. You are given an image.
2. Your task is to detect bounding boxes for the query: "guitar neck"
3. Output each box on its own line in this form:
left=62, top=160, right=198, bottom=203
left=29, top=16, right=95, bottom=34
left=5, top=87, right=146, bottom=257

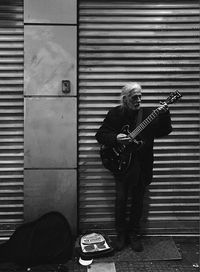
left=128, top=90, right=181, bottom=139
left=129, top=107, right=160, bottom=139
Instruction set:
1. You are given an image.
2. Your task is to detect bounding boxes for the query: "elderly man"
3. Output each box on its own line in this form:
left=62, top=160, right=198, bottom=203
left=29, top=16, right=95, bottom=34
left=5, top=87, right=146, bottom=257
left=95, top=82, right=172, bottom=252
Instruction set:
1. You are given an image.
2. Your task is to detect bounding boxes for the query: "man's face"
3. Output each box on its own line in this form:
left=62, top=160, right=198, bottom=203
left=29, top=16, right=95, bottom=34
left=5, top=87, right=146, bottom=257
left=126, top=88, right=142, bottom=111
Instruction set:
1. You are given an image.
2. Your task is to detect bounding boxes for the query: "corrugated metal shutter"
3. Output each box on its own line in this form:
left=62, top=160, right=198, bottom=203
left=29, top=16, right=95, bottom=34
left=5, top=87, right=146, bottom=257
left=78, top=0, right=200, bottom=236
left=0, top=0, right=24, bottom=240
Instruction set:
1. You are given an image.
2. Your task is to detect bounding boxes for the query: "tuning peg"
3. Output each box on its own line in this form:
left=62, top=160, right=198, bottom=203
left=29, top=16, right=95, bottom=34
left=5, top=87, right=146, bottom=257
left=174, top=90, right=182, bottom=98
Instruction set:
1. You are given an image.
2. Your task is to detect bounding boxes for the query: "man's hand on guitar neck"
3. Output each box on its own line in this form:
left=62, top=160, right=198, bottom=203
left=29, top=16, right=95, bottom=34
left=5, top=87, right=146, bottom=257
left=117, top=133, right=132, bottom=145
left=158, top=102, right=169, bottom=114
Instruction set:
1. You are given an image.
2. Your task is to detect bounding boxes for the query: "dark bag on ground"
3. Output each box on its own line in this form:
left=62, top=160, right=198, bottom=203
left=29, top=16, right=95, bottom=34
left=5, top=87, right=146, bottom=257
left=0, top=211, right=73, bottom=267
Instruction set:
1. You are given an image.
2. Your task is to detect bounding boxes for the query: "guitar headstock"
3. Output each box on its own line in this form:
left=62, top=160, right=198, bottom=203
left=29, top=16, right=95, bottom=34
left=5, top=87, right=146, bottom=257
left=165, top=90, right=182, bottom=105
left=157, top=90, right=182, bottom=113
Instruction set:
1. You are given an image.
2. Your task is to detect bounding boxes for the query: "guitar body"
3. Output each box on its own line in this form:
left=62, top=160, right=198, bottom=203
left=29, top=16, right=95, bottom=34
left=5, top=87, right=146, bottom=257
left=100, top=125, right=141, bottom=175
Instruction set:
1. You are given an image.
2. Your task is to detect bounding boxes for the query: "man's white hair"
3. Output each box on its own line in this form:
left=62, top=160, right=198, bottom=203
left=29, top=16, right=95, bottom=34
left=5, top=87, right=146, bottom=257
left=120, top=82, right=142, bottom=107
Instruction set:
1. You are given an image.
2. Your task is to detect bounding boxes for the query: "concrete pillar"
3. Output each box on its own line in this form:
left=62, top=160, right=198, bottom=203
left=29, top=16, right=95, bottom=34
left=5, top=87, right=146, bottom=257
left=24, top=0, right=77, bottom=234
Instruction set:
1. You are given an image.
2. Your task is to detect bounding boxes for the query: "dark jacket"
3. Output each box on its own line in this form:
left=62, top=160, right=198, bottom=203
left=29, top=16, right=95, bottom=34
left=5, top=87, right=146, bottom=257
left=95, top=106, right=172, bottom=186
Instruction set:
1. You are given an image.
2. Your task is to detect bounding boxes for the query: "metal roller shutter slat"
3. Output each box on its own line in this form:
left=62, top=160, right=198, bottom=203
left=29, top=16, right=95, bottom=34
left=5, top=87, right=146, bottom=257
left=0, top=1, right=24, bottom=239
left=78, top=0, right=200, bottom=236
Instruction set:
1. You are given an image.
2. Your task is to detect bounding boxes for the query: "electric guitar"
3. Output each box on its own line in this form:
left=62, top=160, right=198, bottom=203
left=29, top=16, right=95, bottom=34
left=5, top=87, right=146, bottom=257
left=100, top=90, right=182, bottom=175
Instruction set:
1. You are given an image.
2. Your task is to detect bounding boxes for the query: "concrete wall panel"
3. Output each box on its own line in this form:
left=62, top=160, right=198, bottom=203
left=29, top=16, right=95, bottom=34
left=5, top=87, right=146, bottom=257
left=24, top=169, right=77, bottom=233
left=24, top=0, right=76, bottom=24
left=24, top=26, right=76, bottom=96
left=24, top=97, right=77, bottom=168
left=23, top=0, right=78, bottom=234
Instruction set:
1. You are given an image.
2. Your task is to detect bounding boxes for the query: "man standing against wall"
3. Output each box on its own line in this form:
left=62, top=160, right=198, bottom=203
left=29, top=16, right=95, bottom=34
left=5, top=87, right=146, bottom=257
left=96, top=82, right=172, bottom=252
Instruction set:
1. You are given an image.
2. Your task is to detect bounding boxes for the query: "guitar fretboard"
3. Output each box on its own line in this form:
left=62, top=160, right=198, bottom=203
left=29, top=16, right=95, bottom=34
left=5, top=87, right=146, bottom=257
left=127, top=90, right=181, bottom=140
left=129, top=108, right=160, bottom=139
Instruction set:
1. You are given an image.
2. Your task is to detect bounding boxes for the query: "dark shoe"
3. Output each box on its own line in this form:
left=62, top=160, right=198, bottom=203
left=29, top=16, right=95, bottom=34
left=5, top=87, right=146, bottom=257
left=130, top=234, right=144, bottom=252
left=115, top=232, right=126, bottom=251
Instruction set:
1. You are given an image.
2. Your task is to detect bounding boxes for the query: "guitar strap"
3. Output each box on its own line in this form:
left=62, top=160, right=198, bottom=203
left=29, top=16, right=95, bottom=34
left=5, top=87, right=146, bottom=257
left=136, top=108, right=143, bottom=127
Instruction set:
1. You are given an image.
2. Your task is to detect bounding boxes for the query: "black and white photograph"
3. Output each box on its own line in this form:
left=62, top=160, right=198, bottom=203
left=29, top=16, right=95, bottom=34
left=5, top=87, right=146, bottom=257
left=0, top=0, right=199, bottom=271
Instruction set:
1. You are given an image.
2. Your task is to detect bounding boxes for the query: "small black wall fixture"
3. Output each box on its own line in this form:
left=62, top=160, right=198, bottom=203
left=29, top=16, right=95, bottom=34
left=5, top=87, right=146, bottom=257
left=62, top=80, right=71, bottom=94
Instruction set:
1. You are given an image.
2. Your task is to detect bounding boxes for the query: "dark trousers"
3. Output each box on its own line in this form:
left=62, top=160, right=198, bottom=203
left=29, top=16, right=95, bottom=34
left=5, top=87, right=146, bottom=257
left=115, top=176, right=146, bottom=234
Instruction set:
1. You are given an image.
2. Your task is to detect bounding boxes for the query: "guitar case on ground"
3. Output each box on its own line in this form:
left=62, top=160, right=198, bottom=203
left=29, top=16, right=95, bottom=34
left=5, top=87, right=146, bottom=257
left=0, top=211, right=73, bottom=268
